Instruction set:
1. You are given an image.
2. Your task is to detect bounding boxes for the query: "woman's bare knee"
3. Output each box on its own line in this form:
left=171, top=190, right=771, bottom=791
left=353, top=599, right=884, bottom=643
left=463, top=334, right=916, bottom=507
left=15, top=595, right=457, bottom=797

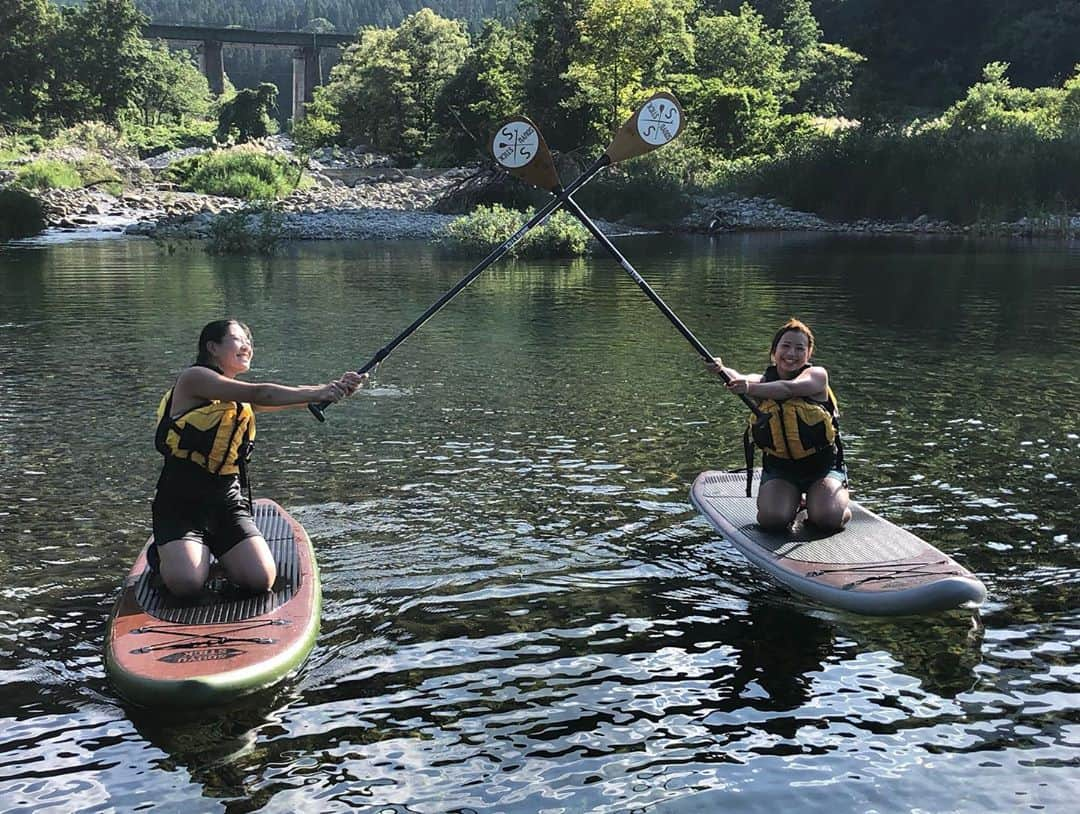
left=757, top=505, right=796, bottom=530
left=757, top=480, right=800, bottom=530
left=806, top=482, right=851, bottom=531
left=222, top=536, right=277, bottom=593
left=161, top=570, right=208, bottom=597
left=807, top=505, right=849, bottom=532
left=157, top=539, right=211, bottom=597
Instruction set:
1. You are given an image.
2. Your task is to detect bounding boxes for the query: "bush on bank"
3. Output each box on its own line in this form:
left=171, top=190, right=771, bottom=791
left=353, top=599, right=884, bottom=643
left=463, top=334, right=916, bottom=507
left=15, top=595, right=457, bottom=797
left=122, top=120, right=216, bottom=158
left=205, top=207, right=284, bottom=255
left=0, top=188, right=46, bottom=240
left=732, top=127, right=1080, bottom=224
left=167, top=148, right=303, bottom=200
left=441, top=205, right=590, bottom=257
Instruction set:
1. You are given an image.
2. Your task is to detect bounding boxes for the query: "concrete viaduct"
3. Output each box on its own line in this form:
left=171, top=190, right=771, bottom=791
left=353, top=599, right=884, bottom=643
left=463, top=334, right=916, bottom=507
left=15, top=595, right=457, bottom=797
left=143, top=24, right=356, bottom=120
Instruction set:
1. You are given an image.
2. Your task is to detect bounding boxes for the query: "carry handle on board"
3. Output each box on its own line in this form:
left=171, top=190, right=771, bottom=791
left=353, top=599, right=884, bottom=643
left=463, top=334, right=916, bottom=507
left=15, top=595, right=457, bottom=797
left=309, top=92, right=686, bottom=421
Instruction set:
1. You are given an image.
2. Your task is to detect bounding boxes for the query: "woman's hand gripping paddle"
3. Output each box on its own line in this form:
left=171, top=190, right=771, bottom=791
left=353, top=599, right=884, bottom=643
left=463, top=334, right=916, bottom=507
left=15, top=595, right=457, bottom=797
left=309, top=93, right=693, bottom=421
left=492, top=99, right=766, bottom=420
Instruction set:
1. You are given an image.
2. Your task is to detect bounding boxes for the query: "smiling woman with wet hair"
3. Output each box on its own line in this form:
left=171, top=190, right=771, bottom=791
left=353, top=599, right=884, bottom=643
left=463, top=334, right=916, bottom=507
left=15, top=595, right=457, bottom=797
left=151, top=318, right=366, bottom=598
left=705, top=317, right=850, bottom=532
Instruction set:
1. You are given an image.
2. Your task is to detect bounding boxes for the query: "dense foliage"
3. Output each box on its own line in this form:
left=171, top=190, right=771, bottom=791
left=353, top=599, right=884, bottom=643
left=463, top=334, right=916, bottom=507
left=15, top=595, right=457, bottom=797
left=734, top=63, right=1080, bottom=223
left=4, top=0, right=1080, bottom=229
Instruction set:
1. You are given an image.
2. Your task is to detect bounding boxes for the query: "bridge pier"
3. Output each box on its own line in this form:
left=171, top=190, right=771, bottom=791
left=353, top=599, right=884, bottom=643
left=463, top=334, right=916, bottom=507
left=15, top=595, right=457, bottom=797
left=291, top=47, right=321, bottom=121
left=198, top=40, right=225, bottom=96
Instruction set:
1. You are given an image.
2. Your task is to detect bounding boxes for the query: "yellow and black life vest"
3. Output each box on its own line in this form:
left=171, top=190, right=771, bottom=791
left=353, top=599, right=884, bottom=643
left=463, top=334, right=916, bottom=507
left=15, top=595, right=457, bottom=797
left=155, top=386, right=255, bottom=477
left=742, top=364, right=844, bottom=495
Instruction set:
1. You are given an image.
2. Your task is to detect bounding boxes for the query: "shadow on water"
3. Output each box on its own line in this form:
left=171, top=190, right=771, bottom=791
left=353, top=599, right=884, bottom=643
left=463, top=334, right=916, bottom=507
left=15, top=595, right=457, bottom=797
left=123, top=690, right=304, bottom=809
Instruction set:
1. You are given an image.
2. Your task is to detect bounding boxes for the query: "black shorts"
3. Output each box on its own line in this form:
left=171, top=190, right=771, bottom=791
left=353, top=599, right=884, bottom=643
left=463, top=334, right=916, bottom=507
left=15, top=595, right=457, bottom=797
left=151, top=462, right=259, bottom=560
left=762, top=448, right=846, bottom=492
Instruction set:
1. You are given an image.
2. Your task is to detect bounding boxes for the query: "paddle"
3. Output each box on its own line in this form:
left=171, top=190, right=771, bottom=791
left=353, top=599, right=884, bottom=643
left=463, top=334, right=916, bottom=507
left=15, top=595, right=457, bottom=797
left=309, top=92, right=689, bottom=421
left=493, top=110, right=767, bottom=420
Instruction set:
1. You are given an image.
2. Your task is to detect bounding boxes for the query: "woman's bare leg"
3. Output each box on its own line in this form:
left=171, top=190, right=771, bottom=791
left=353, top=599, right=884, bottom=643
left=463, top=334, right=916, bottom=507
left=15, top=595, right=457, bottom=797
left=220, top=535, right=277, bottom=593
left=806, top=477, right=851, bottom=531
left=157, top=538, right=213, bottom=597
left=757, top=478, right=802, bottom=531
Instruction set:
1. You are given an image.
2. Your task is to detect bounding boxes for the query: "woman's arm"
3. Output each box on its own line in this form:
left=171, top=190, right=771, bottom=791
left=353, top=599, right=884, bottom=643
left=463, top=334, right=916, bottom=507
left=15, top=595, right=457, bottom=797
left=172, top=367, right=363, bottom=413
left=743, top=366, right=828, bottom=401
left=704, top=356, right=763, bottom=385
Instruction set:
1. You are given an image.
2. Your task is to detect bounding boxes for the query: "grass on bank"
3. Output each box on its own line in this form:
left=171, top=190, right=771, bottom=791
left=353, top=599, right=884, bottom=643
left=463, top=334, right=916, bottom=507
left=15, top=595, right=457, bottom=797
left=441, top=205, right=591, bottom=257
left=8, top=155, right=124, bottom=196
left=724, top=126, right=1080, bottom=225
left=167, top=148, right=305, bottom=200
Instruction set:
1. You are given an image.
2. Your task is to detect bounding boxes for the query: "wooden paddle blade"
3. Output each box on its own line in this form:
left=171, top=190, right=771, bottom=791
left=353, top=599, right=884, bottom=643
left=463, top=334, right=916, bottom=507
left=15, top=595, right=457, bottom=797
left=492, top=117, right=561, bottom=191
left=605, top=91, right=685, bottom=164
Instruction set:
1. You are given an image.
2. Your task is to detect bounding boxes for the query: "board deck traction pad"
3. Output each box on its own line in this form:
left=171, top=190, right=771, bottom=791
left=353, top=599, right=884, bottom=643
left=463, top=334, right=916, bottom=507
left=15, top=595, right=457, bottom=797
left=691, top=470, right=986, bottom=614
left=134, top=500, right=301, bottom=623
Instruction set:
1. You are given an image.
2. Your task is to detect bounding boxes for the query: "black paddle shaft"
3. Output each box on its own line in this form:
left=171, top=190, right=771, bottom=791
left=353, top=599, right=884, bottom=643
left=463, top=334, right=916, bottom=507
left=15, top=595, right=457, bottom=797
left=556, top=191, right=767, bottom=419
left=308, top=155, right=614, bottom=421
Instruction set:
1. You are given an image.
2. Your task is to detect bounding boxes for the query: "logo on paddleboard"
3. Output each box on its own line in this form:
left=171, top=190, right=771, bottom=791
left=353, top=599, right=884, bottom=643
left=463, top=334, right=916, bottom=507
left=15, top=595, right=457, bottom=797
left=159, top=647, right=245, bottom=663
left=637, top=97, right=681, bottom=145
left=493, top=120, right=539, bottom=169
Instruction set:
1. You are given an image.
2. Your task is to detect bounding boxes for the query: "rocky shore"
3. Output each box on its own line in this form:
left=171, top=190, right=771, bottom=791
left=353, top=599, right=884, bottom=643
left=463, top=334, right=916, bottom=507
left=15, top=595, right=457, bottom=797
left=12, top=138, right=1080, bottom=242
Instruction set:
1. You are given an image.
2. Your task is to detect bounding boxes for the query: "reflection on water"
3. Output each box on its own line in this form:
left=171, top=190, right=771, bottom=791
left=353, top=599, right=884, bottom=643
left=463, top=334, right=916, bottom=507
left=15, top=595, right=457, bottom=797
left=0, top=234, right=1076, bottom=812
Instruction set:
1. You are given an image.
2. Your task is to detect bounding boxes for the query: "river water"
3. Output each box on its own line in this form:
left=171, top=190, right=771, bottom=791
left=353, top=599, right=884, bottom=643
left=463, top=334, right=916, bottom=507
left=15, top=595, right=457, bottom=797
left=0, top=233, right=1076, bottom=812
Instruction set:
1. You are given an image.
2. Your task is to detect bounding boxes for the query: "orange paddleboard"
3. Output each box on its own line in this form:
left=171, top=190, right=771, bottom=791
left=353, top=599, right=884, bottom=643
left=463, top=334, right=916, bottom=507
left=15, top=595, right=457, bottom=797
left=105, top=499, right=321, bottom=707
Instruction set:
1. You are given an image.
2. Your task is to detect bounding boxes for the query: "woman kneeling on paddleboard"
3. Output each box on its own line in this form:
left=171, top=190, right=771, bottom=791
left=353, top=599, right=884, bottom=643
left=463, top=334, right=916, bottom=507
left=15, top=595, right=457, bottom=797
left=151, top=319, right=365, bottom=597
left=706, top=318, right=851, bottom=532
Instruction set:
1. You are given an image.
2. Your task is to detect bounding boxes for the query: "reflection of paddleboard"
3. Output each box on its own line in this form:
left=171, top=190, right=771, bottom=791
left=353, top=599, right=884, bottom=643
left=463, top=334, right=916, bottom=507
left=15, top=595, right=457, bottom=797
left=105, top=499, right=320, bottom=706
left=690, top=471, right=986, bottom=616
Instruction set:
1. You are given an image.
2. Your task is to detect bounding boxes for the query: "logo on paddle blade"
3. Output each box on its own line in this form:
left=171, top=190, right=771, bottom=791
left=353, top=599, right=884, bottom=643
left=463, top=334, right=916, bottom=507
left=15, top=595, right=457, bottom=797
left=493, top=120, right=539, bottom=169
left=159, top=647, right=245, bottom=663
left=637, top=98, right=681, bottom=145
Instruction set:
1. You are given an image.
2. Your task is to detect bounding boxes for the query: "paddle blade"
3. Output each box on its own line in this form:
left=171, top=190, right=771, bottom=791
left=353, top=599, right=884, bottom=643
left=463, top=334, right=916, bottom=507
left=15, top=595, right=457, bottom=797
left=605, top=92, right=684, bottom=164
left=492, top=116, right=561, bottom=191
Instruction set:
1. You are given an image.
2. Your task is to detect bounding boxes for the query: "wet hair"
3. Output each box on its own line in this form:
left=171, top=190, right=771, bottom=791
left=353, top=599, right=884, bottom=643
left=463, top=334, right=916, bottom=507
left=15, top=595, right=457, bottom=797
left=195, top=319, right=252, bottom=366
left=769, top=317, right=815, bottom=356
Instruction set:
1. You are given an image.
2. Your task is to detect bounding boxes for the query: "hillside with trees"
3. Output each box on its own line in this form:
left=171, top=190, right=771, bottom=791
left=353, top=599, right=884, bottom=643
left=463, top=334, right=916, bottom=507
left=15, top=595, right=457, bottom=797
left=3, top=0, right=1079, bottom=234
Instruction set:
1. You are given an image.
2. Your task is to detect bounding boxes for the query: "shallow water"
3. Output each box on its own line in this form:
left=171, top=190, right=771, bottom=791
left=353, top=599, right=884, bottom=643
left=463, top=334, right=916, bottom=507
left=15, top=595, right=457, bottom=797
left=0, top=232, right=1077, bottom=812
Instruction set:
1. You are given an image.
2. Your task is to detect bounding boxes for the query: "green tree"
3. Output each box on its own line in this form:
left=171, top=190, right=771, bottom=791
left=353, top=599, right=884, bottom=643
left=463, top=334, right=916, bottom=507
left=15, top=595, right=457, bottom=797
left=522, top=0, right=592, bottom=151
left=132, top=41, right=213, bottom=126
left=1060, top=66, right=1080, bottom=133
left=669, top=5, right=792, bottom=156
left=796, top=41, right=865, bottom=116
left=693, top=5, right=792, bottom=97
left=320, top=9, right=468, bottom=160
left=217, top=83, right=279, bottom=143
left=0, top=0, right=59, bottom=126
left=939, top=62, right=1061, bottom=137
left=564, top=0, right=695, bottom=138
left=752, top=0, right=820, bottom=92
left=51, top=0, right=149, bottom=125
left=434, top=20, right=531, bottom=163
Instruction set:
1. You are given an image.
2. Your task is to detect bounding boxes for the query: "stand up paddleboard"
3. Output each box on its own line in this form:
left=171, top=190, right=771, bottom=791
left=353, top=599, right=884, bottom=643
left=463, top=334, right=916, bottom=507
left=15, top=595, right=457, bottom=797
left=690, top=471, right=986, bottom=616
left=105, top=499, right=321, bottom=707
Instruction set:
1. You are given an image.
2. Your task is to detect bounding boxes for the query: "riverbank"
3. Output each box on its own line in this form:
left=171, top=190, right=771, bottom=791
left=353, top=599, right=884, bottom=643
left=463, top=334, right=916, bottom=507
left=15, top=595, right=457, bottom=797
left=8, top=138, right=1079, bottom=242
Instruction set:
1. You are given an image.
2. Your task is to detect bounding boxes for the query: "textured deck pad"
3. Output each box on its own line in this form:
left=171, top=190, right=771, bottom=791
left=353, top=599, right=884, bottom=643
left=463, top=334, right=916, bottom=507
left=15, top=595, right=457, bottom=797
left=695, top=471, right=928, bottom=564
left=134, top=501, right=302, bottom=624
left=690, top=470, right=987, bottom=615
